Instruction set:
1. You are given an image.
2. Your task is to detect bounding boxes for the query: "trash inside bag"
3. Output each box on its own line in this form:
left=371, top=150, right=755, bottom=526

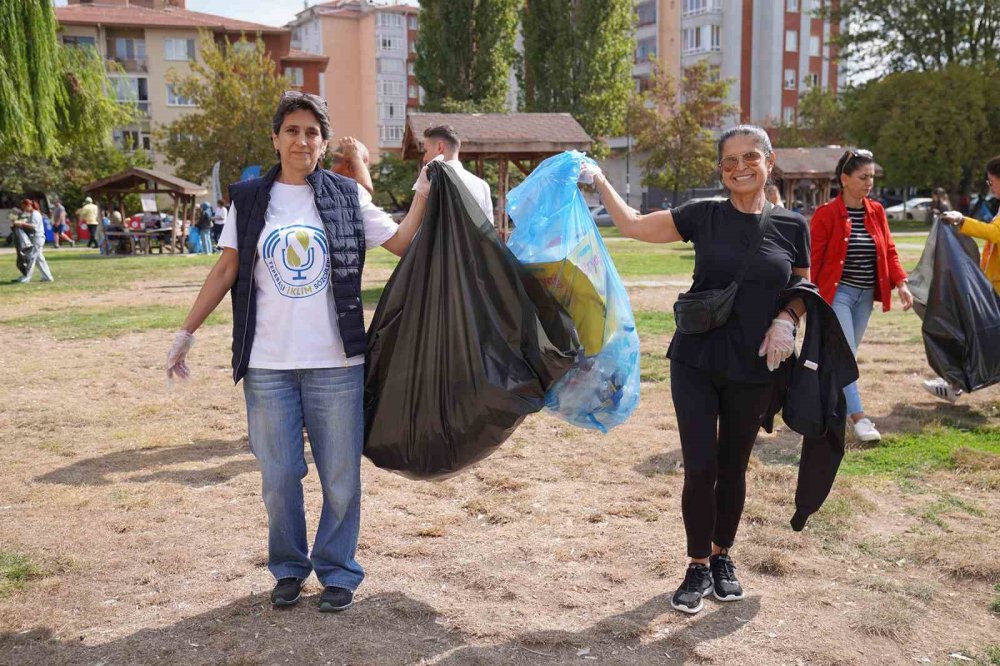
left=911, top=220, right=1000, bottom=392
left=364, top=161, right=581, bottom=479
left=506, top=150, right=640, bottom=433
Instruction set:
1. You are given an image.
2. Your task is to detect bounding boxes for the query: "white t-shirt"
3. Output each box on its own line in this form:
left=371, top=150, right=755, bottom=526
left=218, top=181, right=398, bottom=369
left=445, top=159, right=494, bottom=223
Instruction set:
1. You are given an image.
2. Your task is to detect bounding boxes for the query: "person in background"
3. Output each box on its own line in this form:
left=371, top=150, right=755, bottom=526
left=211, top=199, right=227, bottom=248
left=13, top=199, right=54, bottom=283
left=76, top=196, right=99, bottom=248
left=924, top=155, right=1000, bottom=402
left=764, top=184, right=785, bottom=208
left=196, top=202, right=214, bottom=254
left=330, top=137, right=374, bottom=196
left=420, top=125, right=493, bottom=223
left=810, top=149, right=913, bottom=442
left=930, top=187, right=952, bottom=219
left=165, top=91, right=429, bottom=613
left=99, top=210, right=112, bottom=255
left=51, top=198, right=74, bottom=248
left=580, top=125, right=809, bottom=615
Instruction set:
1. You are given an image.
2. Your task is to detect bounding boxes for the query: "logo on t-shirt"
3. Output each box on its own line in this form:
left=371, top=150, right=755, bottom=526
left=261, top=225, right=330, bottom=298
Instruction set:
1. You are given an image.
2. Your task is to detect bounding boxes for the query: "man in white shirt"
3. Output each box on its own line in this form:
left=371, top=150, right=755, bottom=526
left=419, top=125, right=494, bottom=223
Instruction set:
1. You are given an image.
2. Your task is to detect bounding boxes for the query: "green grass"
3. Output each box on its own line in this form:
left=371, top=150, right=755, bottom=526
left=1, top=304, right=231, bottom=340
left=887, top=219, right=933, bottom=233
left=840, top=425, right=1000, bottom=477
left=639, top=350, right=669, bottom=383
left=0, top=552, right=38, bottom=596
left=633, top=310, right=676, bottom=336
left=985, top=644, right=1000, bottom=665
left=607, top=242, right=694, bottom=278
left=598, top=226, right=623, bottom=239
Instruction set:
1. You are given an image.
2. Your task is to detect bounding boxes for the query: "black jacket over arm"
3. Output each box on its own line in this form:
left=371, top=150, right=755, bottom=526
left=763, top=278, right=859, bottom=531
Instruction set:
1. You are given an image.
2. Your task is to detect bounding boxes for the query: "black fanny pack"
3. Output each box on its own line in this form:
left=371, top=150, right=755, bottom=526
left=673, top=202, right=774, bottom=335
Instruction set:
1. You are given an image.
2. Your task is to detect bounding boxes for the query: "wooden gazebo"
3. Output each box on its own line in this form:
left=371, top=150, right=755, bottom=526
left=773, top=147, right=885, bottom=212
left=402, top=112, right=593, bottom=236
left=83, top=167, right=207, bottom=253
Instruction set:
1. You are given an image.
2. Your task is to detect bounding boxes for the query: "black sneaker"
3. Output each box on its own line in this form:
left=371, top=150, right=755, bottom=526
left=270, top=577, right=303, bottom=607
left=709, top=553, right=744, bottom=601
left=670, top=563, right=713, bottom=614
left=318, top=585, right=354, bottom=612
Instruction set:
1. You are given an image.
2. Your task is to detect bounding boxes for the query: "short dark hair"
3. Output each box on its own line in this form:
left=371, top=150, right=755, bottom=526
left=717, top=124, right=772, bottom=162
left=423, top=124, right=460, bottom=151
left=986, top=155, right=1000, bottom=178
left=271, top=91, right=331, bottom=140
left=835, top=148, right=875, bottom=184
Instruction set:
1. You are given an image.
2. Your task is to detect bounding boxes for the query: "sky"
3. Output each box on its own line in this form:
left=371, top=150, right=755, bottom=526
left=53, top=1, right=417, bottom=28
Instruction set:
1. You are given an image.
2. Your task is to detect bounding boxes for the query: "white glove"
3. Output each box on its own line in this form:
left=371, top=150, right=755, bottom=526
left=758, top=318, right=796, bottom=371
left=578, top=161, right=602, bottom=185
left=941, top=211, right=964, bottom=226
left=412, top=165, right=431, bottom=197
left=166, top=330, right=195, bottom=380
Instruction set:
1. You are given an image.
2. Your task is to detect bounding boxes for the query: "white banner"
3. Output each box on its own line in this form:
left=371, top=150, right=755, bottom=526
left=210, top=161, right=221, bottom=204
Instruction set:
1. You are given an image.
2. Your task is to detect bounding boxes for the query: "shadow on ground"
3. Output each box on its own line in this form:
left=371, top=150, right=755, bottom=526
left=0, top=591, right=760, bottom=665
left=35, top=438, right=258, bottom=488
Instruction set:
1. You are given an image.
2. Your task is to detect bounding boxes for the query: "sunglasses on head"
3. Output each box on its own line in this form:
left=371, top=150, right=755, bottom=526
left=719, top=150, right=766, bottom=172
left=281, top=90, right=328, bottom=109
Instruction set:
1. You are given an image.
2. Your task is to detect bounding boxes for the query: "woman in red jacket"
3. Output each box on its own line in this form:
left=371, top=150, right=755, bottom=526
left=811, top=150, right=913, bottom=442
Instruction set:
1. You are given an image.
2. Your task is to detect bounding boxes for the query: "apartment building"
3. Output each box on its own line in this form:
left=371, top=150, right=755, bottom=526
left=286, top=0, right=420, bottom=157
left=605, top=0, right=840, bottom=208
left=55, top=0, right=328, bottom=169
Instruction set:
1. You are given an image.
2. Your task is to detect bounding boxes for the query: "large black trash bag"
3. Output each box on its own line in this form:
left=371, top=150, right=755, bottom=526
left=363, top=161, right=581, bottom=479
left=914, top=221, right=1000, bottom=392
left=908, top=218, right=979, bottom=318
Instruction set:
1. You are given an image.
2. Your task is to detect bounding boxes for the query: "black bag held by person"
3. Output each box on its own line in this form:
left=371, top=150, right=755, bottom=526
left=673, top=202, right=774, bottom=335
left=363, top=161, right=581, bottom=479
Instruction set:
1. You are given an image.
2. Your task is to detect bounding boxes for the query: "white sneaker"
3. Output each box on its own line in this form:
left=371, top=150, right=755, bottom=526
left=853, top=418, right=881, bottom=442
left=922, top=378, right=961, bottom=404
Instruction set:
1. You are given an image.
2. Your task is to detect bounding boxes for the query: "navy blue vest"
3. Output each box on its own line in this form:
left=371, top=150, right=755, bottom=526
left=227, top=164, right=367, bottom=383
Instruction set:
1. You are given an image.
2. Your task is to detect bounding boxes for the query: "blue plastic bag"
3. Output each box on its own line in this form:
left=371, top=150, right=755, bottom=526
left=506, top=150, right=640, bottom=432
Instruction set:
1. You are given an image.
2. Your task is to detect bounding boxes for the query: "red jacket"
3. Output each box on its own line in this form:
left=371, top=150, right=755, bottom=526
left=810, top=196, right=908, bottom=312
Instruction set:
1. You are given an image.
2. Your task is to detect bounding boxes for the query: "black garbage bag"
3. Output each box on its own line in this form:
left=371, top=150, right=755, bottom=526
left=364, top=161, right=581, bottom=479
left=907, top=219, right=979, bottom=318
left=913, top=221, right=1000, bottom=392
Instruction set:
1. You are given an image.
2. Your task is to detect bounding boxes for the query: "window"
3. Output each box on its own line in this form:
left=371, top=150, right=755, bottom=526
left=710, top=25, right=721, bottom=51
left=379, top=102, right=403, bottom=120
left=111, top=37, right=146, bottom=61
left=408, top=15, right=418, bottom=30
left=786, top=0, right=798, bottom=10
left=409, top=40, right=416, bottom=54
left=113, top=129, right=151, bottom=152
left=682, top=0, right=719, bottom=15
left=379, top=124, right=405, bottom=143
left=232, top=40, right=255, bottom=54
left=636, top=36, right=657, bottom=61
left=379, top=35, right=402, bottom=51
left=378, top=80, right=404, bottom=96
left=784, top=68, right=797, bottom=90
left=682, top=28, right=701, bottom=54
left=805, top=72, right=820, bottom=88
left=62, top=35, right=96, bottom=48
left=636, top=1, right=656, bottom=26
left=377, top=58, right=404, bottom=74
left=285, top=67, right=304, bottom=86
left=166, top=83, right=196, bottom=107
left=785, top=30, right=798, bottom=52
left=409, top=84, right=418, bottom=98
left=108, top=76, right=149, bottom=113
left=164, top=38, right=195, bottom=61
left=376, top=12, right=403, bottom=28
left=407, top=61, right=415, bottom=75
left=809, top=35, right=821, bottom=57
left=783, top=106, right=796, bottom=124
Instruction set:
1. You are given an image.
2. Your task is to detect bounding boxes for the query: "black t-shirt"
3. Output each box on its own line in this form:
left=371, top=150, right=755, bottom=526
left=666, top=200, right=810, bottom=383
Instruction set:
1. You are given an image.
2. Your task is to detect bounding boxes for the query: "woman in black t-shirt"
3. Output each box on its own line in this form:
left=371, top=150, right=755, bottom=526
left=580, top=125, right=809, bottom=615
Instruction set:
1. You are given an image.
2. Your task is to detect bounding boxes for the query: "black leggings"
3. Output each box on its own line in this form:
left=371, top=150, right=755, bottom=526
left=670, top=359, right=772, bottom=559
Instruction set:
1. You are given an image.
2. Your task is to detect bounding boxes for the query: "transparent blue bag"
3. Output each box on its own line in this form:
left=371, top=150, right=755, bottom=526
left=506, top=150, right=640, bottom=432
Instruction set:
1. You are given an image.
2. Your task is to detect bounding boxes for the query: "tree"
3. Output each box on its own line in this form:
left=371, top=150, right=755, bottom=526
left=157, top=32, right=291, bottom=189
left=628, top=61, right=738, bottom=203
left=414, top=0, right=520, bottom=112
left=371, top=153, right=419, bottom=211
left=845, top=64, right=1000, bottom=193
left=520, top=0, right=635, bottom=155
left=827, top=0, right=1000, bottom=75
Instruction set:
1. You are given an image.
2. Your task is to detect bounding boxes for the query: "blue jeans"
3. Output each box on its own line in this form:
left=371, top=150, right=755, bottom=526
left=831, top=284, right=874, bottom=416
left=243, top=366, right=365, bottom=590
left=198, top=228, right=213, bottom=254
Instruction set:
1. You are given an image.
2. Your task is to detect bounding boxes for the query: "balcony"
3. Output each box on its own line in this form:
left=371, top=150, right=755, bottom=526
left=109, top=56, right=148, bottom=73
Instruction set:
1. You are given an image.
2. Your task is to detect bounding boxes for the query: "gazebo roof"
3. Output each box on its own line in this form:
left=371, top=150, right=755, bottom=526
left=402, top=112, right=592, bottom=161
left=83, top=168, right=207, bottom=197
left=773, top=147, right=885, bottom=180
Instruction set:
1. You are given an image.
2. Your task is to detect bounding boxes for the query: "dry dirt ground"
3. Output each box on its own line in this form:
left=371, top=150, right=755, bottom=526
left=1, top=259, right=998, bottom=666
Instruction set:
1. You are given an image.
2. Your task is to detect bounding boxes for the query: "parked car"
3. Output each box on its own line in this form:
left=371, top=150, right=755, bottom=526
left=885, top=197, right=933, bottom=222
left=590, top=205, right=613, bottom=227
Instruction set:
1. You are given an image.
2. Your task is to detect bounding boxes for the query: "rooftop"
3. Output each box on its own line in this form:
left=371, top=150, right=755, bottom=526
left=56, top=3, right=285, bottom=33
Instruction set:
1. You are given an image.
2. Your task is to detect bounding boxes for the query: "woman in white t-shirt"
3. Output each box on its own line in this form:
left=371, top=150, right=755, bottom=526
left=165, top=92, right=430, bottom=613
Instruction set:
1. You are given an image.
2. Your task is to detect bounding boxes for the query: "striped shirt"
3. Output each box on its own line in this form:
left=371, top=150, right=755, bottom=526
left=841, top=206, right=877, bottom=289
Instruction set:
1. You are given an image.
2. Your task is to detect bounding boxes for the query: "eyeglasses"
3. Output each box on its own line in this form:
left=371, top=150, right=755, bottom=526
left=719, top=151, right=766, bottom=172
left=280, top=90, right=328, bottom=109
left=845, top=149, right=873, bottom=162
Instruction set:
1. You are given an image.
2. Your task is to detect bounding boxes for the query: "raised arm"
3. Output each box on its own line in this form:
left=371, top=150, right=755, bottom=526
left=582, top=163, right=682, bottom=244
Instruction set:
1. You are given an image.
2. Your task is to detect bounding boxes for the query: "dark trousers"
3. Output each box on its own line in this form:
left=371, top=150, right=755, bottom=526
left=86, top=224, right=98, bottom=248
left=670, top=359, right=772, bottom=559
left=211, top=223, right=224, bottom=245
